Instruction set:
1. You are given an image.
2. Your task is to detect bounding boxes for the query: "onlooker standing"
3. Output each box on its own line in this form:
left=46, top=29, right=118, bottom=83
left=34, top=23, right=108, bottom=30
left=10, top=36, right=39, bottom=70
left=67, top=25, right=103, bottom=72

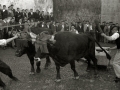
left=0, top=4, right=2, bottom=19
left=15, top=8, right=22, bottom=22
left=51, top=21, right=56, bottom=34
left=104, top=23, right=110, bottom=43
left=46, top=21, right=50, bottom=29
left=22, top=16, right=28, bottom=23
left=84, top=21, right=90, bottom=32
left=25, top=9, right=29, bottom=19
left=49, top=12, right=54, bottom=21
left=56, top=22, right=60, bottom=32
left=0, top=19, right=3, bottom=39
left=100, top=22, right=106, bottom=31
left=8, top=17, right=16, bottom=36
left=1, top=5, right=8, bottom=20
left=28, top=9, right=35, bottom=20
left=89, top=22, right=95, bottom=38
left=109, top=24, right=116, bottom=43
left=39, top=21, right=46, bottom=28
left=2, top=18, right=10, bottom=39
left=15, top=18, right=24, bottom=32
left=70, top=25, right=79, bottom=34
left=95, top=22, right=101, bottom=42
left=7, top=17, right=16, bottom=48
left=74, top=22, right=78, bottom=30
left=34, top=9, right=39, bottom=21
left=45, top=12, right=50, bottom=21
left=21, top=9, right=27, bottom=21
left=24, top=20, right=31, bottom=32
left=116, top=23, right=120, bottom=32
left=7, top=6, right=14, bottom=19
left=40, top=11, right=45, bottom=21
left=10, top=4, right=15, bottom=17
left=76, top=22, right=84, bottom=33
left=64, top=23, right=69, bottom=31
left=60, top=21, right=65, bottom=31
left=38, top=10, right=41, bottom=21
left=109, top=22, right=114, bottom=36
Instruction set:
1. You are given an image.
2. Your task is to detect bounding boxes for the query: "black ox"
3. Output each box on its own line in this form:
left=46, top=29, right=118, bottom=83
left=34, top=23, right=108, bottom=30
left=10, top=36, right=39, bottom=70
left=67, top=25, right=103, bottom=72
left=34, top=31, right=111, bottom=82
left=15, top=28, right=53, bottom=74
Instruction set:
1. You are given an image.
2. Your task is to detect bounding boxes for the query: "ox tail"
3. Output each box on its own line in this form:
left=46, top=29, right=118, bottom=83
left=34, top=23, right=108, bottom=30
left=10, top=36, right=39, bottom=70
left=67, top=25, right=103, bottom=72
left=94, top=19, right=111, bottom=60
left=94, top=39, right=111, bottom=61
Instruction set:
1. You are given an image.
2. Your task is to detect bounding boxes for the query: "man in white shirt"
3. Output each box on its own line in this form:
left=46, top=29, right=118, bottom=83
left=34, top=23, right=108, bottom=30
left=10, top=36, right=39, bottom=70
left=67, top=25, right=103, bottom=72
left=70, top=25, right=79, bottom=34
left=101, top=26, right=120, bottom=82
left=0, top=33, right=19, bottom=89
left=0, top=33, right=19, bottom=46
left=84, top=21, right=90, bottom=32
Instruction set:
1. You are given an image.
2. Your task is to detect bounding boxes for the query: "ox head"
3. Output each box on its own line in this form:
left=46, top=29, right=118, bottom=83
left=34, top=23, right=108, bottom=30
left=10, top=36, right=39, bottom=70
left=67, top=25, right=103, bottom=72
left=15, top=31, right=32, bottom=57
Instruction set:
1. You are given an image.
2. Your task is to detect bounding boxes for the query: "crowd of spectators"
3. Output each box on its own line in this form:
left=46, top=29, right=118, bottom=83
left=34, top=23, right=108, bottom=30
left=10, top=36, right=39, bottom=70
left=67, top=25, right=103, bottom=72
left=0, top=4, right=119, bottom=49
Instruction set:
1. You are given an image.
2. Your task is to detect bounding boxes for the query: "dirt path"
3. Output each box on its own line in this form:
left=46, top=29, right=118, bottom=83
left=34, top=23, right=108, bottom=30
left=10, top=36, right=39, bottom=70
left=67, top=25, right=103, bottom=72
left=0, top=43, right=119, bottom=90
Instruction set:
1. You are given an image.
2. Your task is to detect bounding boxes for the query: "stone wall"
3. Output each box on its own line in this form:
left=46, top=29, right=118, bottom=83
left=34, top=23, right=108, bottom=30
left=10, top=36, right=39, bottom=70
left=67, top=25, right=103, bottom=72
left=53, top=0, right=101, bottom=22
left=101, top=0, right=120, bottom=24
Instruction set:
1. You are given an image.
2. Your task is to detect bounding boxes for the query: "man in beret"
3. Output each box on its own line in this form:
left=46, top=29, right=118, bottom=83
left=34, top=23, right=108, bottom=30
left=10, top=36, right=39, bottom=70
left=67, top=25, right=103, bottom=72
left=101, top=26, right=120, bottom=82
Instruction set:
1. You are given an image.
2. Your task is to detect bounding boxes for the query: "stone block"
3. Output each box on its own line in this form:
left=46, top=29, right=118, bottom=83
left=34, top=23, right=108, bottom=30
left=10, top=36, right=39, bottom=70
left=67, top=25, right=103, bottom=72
left=95, top=47, right=111, bottom=66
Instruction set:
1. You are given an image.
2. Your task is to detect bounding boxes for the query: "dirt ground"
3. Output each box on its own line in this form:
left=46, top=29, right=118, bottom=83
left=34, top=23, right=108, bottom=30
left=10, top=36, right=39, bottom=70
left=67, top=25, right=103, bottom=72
left=0, top=43, right=120, bottom=90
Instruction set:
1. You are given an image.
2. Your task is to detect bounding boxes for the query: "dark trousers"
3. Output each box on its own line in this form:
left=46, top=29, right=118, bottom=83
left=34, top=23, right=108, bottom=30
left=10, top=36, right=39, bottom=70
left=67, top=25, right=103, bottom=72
left=0, top=60, right=17, bottom=87
left=3, top=29, right=8, bottom=39
left=95, top=32, right=101, bottom=42
left=0, top=30, right=3, bottom=39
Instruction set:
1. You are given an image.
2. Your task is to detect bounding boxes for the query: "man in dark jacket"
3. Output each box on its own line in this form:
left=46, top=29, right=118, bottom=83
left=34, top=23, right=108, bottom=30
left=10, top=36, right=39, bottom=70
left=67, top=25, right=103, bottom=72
left=28, top=9, right=35, bottom=20
left=76, top=22, right=84, bottom=33
left=34, top=9, right=39, bottom=21
left=0, top=4, right=2, bottom=19
left=11, top=4, right=16, bottom=17
left=1, top=5, right=8, bottom=20
left=21, top=9, right=27, bottom=21
left=15, top=8, right=22, bottom=22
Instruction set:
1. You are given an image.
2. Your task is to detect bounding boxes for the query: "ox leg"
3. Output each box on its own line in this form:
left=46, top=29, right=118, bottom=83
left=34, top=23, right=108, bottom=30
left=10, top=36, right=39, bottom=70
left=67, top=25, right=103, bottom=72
left=36, top=61, right=41, bottom=73
left=44, top=56, right=51, bottom=69
left=0, top=78, right=6, bottom=89
left=70, top=61, right=79, bottom=79
left=55, top=63, right=61, bottom=82
left=7, top=71, right=19, bottom=81
left=0, top=60, right=18, bottom=81
left=27, top=55, right=35, bottom=75
left=89, top=55, right=98, bottom=75
left=85, top=57, right=91, bottom=72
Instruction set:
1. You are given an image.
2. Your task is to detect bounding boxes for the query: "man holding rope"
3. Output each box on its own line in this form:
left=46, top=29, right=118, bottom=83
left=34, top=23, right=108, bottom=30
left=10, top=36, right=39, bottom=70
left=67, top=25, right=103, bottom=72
left=101, top=26, right=120, bottom=82
left=0, top=33, right=19, bottom=46
left=0, top=33, right=20, bottom=89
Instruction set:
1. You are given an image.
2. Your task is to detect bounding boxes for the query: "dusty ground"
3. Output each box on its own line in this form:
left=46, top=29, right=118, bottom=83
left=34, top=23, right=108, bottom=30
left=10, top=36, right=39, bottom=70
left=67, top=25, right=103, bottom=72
left=0, top=43, right=120, bottom=90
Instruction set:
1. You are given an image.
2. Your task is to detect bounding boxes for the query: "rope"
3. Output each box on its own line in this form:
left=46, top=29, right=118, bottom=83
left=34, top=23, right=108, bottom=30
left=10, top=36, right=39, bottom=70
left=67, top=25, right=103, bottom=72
left=0, top=21, right=41, bottom=29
